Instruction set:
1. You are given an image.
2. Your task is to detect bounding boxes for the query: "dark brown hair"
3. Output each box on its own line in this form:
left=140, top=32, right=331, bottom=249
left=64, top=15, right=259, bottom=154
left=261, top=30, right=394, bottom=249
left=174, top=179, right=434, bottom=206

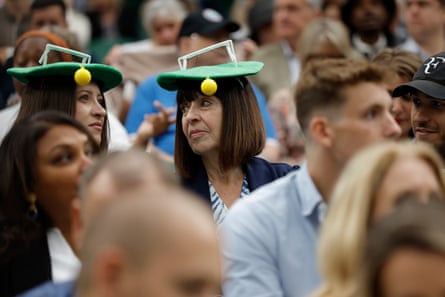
left=174, top=77, right=265, bottom=179
left=15, top=76, right=109, bottom=151
left=0, top=111, right=99, bottom=258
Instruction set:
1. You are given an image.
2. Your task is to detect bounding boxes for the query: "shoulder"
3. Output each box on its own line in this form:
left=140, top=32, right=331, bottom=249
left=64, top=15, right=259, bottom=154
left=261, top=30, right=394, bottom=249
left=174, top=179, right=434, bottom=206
left=248, top=157, right=298, bottom=177
left=17, top=280, right=74, bottom=297
left=251, top=43, right=283, bottom=60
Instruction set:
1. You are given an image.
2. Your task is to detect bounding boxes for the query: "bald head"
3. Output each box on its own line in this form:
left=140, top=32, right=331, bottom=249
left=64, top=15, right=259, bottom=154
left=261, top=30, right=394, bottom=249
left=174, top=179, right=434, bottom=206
left=76, top=188, right=221, bottom=297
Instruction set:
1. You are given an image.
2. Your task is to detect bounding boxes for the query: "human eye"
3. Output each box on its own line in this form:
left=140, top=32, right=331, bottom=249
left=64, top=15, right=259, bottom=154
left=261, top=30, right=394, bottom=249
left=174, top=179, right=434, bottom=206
left=364, top=107, right=379, bottom=120
left=77, top=93, right=90, bottom=103
left=52, top=150, right=74, bottom=165
left=432, top=100, right=444, bottom=109
left=180, top=102, right=190, bottom=114
left=412, top=97, right=421, bottom=107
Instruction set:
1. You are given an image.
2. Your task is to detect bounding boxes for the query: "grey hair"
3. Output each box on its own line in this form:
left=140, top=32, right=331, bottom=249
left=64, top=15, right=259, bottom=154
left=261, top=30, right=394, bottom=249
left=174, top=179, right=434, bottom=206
left=140, top=0, right=187, bottom=35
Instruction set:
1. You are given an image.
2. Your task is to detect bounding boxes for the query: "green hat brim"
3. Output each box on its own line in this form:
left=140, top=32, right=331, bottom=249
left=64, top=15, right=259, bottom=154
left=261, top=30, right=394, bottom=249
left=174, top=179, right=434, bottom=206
left=7, top=62, right=122, bottom=92
left=157, top=61, right=264, bottom=91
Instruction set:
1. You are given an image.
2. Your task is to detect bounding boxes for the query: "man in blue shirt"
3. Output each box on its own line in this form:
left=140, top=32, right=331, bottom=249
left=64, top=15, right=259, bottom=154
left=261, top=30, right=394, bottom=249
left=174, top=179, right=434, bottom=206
left=221, top=58, right=401, bottom=297
left=125, top=9, right=280, bottom=161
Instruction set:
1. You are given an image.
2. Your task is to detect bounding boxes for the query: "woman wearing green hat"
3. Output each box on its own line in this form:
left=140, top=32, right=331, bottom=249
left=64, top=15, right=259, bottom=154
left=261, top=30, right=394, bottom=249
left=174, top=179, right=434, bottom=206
left=7, top=44, right=127, bottom=152
left=158, top=49, right=298, bottom=224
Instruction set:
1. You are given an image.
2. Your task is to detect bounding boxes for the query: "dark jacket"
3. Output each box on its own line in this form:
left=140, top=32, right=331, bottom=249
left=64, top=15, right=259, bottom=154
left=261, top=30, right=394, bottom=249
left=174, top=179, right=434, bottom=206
left=182, top=157, right=298, bottom=204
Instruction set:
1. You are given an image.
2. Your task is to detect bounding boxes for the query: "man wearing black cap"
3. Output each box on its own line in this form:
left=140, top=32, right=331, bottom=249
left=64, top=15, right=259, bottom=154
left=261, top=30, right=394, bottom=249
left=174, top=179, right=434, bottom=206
left=393, top=52, right=445, bottom=160
left=124, top=8, right=280, bottom=162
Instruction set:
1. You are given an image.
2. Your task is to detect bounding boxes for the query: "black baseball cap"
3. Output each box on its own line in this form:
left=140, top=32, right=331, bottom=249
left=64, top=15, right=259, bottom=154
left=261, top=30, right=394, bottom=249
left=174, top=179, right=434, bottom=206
left=393, top=52, right=445, bottom=100
left=178, top=8, right=240, bottom=38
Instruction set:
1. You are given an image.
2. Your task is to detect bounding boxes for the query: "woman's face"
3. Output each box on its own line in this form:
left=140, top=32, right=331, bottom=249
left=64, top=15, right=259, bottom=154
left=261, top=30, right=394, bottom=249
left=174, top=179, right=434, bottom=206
left=74, top=82, right=106, bottom=146
left=388, top=75, right=413, bottom=138
left=379, top=247, right=445, bottom=297
left=180, top=94, right=223, bottom=159
left=372, top=156, right=443, bottom=221
left=150, top=16, right=182, bottom=46
left=33, top=125, right=95, bottom=228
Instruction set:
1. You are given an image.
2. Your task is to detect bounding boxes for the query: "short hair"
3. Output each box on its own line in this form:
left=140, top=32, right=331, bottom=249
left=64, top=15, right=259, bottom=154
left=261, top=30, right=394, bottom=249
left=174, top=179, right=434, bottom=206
left=298, top=18, right=361, bottom=66
left=174, top=77, right=265, bottom=179
left=340, top=0, right=396, bottom=35
left=140, top=0, right=187, bottom=37
left=15, top=77, right=110, bottom=151
left=296, top=58, right=386, bottom=134
left=76, top=188, right=215, bottom=294
left=372, top=48, right=423, bottom=82
left=312, top=141, right=445, bottom=297
left=362, top=200, right=445, bottom=297
left=0, top=111, right=99, bottom=256
left=78, top=149, right=179, bottom=201
left=30, top=0, right=66, bottom=17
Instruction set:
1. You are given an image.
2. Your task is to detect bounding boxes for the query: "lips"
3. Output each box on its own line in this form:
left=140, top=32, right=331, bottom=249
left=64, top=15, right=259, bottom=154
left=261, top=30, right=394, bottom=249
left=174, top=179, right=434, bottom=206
left=415, top=127, right=437, bottom=137
left=89, top=122, right=103, bottom=131
left=189, top=129, right=206, bottom=139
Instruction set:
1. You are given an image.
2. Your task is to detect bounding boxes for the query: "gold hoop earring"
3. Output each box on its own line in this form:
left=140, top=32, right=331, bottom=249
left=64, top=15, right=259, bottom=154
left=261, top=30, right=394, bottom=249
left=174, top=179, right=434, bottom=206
left=28, top=193, right=38, bottom=220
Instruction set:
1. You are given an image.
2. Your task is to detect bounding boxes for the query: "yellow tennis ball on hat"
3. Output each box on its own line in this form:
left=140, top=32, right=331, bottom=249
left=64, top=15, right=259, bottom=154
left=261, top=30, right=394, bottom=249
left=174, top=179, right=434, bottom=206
left=201, top=78, right=217, bottom=96
left=74, top=66, right=92, bottom=86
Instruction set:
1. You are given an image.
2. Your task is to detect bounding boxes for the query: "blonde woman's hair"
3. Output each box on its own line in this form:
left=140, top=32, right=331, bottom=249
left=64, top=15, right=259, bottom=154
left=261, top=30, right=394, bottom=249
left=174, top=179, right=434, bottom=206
left=312, top=140, right=445, bottom=297
left=298, top=18, right=362, bottom=67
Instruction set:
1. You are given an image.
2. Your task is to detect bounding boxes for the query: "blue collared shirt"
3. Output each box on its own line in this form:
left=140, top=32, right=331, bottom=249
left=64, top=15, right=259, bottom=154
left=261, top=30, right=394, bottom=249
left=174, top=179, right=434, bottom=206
left=221, top=163, right=326, bottom=297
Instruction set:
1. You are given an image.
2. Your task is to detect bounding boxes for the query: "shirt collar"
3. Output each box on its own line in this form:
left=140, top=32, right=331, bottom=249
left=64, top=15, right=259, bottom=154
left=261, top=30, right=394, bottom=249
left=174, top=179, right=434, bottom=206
left=297, top=162, right=325, bottom=219
left=352, top=33, right=387, bottom=58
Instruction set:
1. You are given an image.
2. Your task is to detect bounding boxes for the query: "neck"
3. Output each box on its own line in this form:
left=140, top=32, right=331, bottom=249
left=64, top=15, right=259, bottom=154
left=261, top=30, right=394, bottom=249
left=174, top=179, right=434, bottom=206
left=284, top=38, right=298, bottom=54
left=306, top=150, right=341, bottom=204
left=416, top=32, right=445, bottom=57
left=357, top=31, right=380, bottom=45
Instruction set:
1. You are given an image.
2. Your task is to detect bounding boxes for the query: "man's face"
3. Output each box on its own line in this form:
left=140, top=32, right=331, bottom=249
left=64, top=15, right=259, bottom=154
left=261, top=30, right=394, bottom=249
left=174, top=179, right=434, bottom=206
left=404, top=0, right=445, bottom=41
left=411, top=91, right=445, bottom=158
left=350, top=0, right=389, bottom=34
left=329, top=82, right=401, bottom=165
left=273, top=0, right=316, bottom=41
left=29, top=5, right=68, bottom=30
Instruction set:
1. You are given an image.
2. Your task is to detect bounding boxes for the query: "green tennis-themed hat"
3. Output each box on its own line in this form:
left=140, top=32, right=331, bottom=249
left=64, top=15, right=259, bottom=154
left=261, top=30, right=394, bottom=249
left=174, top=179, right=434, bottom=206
left=157, top=40, right=264, bottom=95
left=7, top=44, right=122, bottom=92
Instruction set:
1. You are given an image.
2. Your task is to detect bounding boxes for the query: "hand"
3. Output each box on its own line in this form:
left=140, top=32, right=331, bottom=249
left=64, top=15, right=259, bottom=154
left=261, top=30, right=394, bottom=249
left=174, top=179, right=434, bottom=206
left=133, top=101, right=176, bottom=148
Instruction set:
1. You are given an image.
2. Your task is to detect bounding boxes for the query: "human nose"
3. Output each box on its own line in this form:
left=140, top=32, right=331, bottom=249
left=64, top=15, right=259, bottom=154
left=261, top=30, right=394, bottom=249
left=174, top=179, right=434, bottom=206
left=183, top=102, right=199, bottom=122
left=92, top=100, right=106, bottom=118
left=385, top=111, right=402, bottom=138
left=79, top=153, right=93, bottom=174
left=412, top=104, right=430, bottom=123
left=391, top=98, right=403, bottom=114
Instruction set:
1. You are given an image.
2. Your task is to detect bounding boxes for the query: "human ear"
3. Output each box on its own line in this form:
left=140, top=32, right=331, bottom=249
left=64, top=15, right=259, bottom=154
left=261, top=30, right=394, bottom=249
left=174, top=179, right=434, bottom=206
left=309, top=116, right=334, bottom=148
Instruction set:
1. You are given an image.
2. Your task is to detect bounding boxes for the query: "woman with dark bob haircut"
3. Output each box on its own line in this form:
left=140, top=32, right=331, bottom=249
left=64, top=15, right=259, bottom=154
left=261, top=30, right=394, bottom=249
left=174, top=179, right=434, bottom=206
left=157, top=43, right=298, bottom=224
left=0, top=110, right=100, bottom=297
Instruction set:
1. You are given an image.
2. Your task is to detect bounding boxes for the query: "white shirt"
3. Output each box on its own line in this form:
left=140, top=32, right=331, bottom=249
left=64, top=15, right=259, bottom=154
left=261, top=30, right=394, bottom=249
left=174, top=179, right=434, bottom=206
left=47, top=228, right=80, bottom=282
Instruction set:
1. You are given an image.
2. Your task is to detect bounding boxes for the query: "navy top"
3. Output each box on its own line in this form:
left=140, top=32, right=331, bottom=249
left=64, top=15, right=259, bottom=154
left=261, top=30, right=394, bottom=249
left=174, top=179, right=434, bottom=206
left=182, top=157, right=298, bottom=205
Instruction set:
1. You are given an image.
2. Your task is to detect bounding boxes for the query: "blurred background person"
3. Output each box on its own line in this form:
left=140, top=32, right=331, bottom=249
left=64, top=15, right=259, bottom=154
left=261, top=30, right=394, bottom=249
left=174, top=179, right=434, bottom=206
left=398, top=0, right=445, bottom=60
left=104, top=0, right=188, bottom=122
left=268, top=17, right=361, bottom=165
left=312, top=140, right=445, bottom=297
left=249, top=0, right=321, bottom=100
left=0, top=111, right=99, bottom=297
left=371, top=48, right=422, bottom=139
left=0, top=28, right=75, bottom=141
left=340, top=0, right=399, bottom=59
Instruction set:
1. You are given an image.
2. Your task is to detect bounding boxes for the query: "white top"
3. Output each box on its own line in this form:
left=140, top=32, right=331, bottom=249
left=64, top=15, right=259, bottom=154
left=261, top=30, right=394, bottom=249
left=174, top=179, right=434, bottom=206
left=47, top=227, right=80, bottom=282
